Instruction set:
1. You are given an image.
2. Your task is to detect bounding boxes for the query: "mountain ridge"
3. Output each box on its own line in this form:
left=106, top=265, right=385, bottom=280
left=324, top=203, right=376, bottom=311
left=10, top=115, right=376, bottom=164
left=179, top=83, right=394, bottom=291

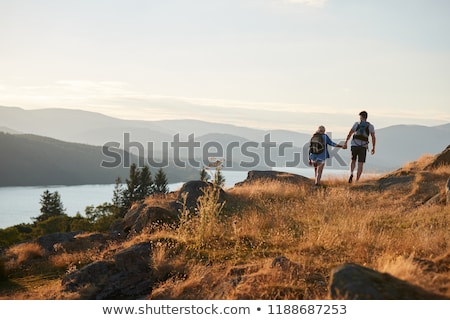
left=0, top=132, right=199, bottom=187
left=1, top=106, right=449, bottom=175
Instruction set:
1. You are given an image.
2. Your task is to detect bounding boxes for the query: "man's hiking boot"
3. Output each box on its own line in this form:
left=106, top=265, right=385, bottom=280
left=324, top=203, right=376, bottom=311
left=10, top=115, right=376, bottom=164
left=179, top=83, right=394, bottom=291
left=348, top=174, right=353, bottom=183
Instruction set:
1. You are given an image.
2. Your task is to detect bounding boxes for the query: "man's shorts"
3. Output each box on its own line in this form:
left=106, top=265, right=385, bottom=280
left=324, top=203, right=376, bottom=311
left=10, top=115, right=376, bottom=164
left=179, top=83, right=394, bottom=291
left=351, top=146, right=367, bottom=163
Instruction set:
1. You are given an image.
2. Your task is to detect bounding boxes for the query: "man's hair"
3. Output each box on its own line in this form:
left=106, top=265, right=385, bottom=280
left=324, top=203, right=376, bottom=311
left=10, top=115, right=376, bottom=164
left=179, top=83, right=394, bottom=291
left=359, top=111, right=368, bottom=119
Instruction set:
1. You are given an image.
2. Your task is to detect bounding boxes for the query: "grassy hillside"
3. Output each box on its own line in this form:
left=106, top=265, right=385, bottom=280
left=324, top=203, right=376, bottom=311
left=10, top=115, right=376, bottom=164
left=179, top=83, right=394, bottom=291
left=0, top=150, right=449, bottom=299
left=0, top=132, right=198, bottom=186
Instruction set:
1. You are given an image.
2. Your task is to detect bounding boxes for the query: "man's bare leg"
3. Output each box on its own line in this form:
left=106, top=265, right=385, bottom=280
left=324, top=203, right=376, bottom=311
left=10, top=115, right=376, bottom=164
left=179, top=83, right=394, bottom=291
left=349, top=159, right=356, bottom=183
left=356, top=162, right=364, bottom=182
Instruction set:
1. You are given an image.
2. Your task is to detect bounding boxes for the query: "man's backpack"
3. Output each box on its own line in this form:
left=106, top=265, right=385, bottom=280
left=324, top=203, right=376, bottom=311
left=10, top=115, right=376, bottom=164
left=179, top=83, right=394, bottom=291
left=353, top=121, right=370, bottom=142
left=309, top=133, right=325, bottom=155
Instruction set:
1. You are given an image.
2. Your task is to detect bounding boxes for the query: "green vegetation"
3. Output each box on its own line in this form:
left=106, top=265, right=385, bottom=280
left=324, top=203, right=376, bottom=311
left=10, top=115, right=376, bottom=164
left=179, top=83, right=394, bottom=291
left=0, top=163, right=170, bottom=246
left=34, top=190, right=66, bottom=223
left=154, top=168, right=169, bottom=194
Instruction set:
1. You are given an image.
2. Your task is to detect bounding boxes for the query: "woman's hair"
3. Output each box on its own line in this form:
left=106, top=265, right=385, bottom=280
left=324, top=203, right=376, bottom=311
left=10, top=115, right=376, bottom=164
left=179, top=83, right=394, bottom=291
left=317, top=125, right=326, bottom=133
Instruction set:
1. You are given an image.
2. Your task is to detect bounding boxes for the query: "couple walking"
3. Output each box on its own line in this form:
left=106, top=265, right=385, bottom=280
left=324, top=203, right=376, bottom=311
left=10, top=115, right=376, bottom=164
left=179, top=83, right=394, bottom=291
left=308, top=111, right=376, bottom=187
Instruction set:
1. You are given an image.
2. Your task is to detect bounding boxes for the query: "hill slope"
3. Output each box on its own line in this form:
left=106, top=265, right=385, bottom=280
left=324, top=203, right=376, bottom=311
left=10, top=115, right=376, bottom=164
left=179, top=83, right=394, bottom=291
left=0, top=147, right=449, bottom=300
left=1, top=106, right=449, bottom=172
left=0, top=133, right=198, bottom=186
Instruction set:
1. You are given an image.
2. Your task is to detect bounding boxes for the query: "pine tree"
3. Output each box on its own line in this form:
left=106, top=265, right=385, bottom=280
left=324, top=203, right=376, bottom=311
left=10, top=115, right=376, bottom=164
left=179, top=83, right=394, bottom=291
left=112, top=177, right=123, bottom=208
left=136, top=165, right=153, bottom=199
left=112, top=176, right=125, bottom=217
left=122, top=163, right=140, bottom=210
left=154, top=168, right=169, bottom=194
left=34, top=190, right=66, bottom=223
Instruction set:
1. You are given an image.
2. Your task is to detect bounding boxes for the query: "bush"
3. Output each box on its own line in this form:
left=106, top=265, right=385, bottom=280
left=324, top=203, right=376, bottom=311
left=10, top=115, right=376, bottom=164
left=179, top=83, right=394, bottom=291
left=0, top=227, right=21, bottom=247
left=34, top=215, right=71, bottom=235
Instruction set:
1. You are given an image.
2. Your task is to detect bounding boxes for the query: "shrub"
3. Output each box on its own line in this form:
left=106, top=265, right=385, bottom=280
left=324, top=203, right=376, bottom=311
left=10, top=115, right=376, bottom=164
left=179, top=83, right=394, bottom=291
left=34, top=215, right=71, bottom=235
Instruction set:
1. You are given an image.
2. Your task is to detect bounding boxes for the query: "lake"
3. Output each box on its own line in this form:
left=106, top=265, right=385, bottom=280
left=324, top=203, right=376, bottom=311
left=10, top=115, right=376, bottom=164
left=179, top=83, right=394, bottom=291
left=0, top=168, right=352, bottom=229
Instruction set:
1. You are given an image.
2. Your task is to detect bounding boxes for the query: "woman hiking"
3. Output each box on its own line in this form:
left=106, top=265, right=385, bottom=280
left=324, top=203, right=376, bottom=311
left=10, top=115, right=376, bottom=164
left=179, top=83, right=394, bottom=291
left=309, top=125, right=345, bottom=187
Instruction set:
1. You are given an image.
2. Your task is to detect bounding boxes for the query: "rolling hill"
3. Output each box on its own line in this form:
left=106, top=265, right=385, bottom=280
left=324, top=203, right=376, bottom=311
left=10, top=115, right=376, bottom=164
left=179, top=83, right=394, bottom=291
left=0, top=132, right=198, bottom=187
left=1, top=106, right=449, bottom=175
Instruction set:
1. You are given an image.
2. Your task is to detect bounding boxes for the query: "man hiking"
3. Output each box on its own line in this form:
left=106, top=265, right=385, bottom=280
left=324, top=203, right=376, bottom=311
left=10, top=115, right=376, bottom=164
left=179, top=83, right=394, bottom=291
left=309, top=125, right=345, bottom=187
left=343, top=111, right=376, bottom=183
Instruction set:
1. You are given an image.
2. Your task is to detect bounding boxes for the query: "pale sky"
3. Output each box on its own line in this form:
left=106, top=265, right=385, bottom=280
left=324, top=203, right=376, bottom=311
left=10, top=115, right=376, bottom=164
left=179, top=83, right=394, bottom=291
left=1, top=0, right=449, bottom=137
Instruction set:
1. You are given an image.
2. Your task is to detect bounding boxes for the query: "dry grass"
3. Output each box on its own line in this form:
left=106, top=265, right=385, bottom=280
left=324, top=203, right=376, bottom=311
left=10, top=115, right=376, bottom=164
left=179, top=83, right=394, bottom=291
left=4, top=243, right=45, bottom=268
left=403, top=153, right=436, bottom=171
left=1, top=162, right=450, bottom=300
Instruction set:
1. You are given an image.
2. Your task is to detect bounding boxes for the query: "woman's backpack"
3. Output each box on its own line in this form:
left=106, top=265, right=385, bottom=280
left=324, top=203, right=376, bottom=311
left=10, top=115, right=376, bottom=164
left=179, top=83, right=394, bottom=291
left=309, top=133, right=325, bottom=154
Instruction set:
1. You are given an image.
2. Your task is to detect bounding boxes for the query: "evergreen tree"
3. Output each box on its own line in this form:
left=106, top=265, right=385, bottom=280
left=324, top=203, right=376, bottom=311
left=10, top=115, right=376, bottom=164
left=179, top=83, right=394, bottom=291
left=136, top=165, right=153, bottom=199
left=154, top=168, right=169, bottom=194
left=122, top=163, right=140, bottom=210
left=111, top=176, right=125, bottom=217
left=34, top=190, right=66, bottom=223
left=112, top=176, right=123, bottom=208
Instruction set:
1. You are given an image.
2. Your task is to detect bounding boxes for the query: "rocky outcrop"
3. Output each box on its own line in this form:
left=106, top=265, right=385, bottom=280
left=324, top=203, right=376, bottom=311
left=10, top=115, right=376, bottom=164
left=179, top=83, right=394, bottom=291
left=35, top=232, right=82, bottom=254
left=235, top=170, right=314, bottom=187
left=425, top=145, right=450, bottom=170
left=170, top=180, right=226, bottom=213
left=329, top=263, right=448, bottom=299
left=110, top=202, right=179, bottom=238
left=124, top=203, right=177, bottom=235
left=422, top=175, right=450, bottom=206
left=62, top=242, right=154, bottom=299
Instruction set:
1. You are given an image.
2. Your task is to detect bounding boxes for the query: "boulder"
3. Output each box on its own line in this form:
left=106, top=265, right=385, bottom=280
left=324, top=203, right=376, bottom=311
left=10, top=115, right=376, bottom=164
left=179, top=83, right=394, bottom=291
left=170, top=180, right=226, bottom=213
left=110, top=203, right=179, bottom=237
left=425, top=145, right=450, bottom=170
left=123, top=205, right=178, bottom=235
left=53, top=232, right=108, bottom=253
left=62, top=242, right=154, bottom=299
left=35, top=231, right=82, bottom=255
left=235, top=170, right=313, bottom=187
left=329, top=263, right=447, bottom=299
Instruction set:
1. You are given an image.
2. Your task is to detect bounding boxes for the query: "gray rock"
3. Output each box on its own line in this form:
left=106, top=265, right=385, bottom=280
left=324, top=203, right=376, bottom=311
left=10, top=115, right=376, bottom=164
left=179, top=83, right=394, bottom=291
left=329, top=263, right=447, bottom=299
left=113, top=242, right=152, bottom=273
left=122, top=205, right=178, bottom=235
left=62, top=242, right=154, bottom=299
left=235, top=170, right=313, bottom=187
left=171, top=180, right=226, bottom=213
left=425, top=145, right=450, bottom=170
left=35, top=231, right=82, bottom=254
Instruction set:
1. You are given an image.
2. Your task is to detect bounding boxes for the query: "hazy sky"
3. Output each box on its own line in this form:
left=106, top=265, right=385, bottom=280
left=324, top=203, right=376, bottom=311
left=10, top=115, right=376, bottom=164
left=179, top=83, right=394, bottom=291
left=1, top=0, right=449, bottom=136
